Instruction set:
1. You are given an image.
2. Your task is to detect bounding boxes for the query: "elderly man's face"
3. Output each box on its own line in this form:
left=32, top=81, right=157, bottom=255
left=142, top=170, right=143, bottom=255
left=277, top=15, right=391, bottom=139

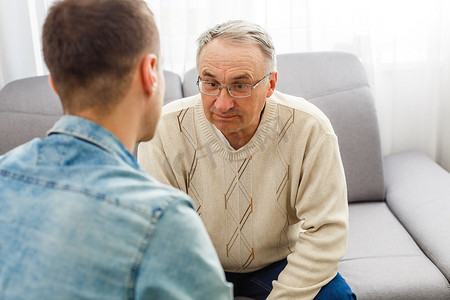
left=198, top=38, right=276, bottom=149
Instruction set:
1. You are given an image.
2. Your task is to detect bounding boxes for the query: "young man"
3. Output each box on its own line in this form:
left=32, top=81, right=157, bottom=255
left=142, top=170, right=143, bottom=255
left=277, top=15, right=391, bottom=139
left=138, top=20, right=356, bottom=299
left=0, top=1, right=232, bottom=299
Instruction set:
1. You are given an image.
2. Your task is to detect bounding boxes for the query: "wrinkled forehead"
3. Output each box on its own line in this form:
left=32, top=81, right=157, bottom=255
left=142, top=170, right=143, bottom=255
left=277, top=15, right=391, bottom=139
left=198, top=39, right=267, bottom=82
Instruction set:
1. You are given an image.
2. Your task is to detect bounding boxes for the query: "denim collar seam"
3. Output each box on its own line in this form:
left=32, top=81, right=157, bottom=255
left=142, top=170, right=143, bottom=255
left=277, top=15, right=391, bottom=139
left=0, top=168, right=152, bottom=218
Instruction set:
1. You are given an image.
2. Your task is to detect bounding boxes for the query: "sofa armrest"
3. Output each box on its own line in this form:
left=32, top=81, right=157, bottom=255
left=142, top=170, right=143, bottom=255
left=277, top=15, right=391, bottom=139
left=384, top=150, right=450, bottom=281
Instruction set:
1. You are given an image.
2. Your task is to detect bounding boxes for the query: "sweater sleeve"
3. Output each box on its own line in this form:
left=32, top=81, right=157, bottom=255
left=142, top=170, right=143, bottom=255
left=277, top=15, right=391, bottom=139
left=268, top=133, right=349, bottom=300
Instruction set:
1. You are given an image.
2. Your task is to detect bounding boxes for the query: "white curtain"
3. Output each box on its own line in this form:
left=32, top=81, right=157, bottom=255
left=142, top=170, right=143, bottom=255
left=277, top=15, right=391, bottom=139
left=0, top=0, right=52, bottom=86
left=1, top=0, right=450, bottom=171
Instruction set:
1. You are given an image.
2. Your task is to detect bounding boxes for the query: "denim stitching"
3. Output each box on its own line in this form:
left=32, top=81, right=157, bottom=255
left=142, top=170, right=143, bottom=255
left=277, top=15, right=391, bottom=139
left=126, top=230, right=152, bottom=300
left=0, top=168, right=153, bottom=218
left=125, top=205, right=171, bottom=300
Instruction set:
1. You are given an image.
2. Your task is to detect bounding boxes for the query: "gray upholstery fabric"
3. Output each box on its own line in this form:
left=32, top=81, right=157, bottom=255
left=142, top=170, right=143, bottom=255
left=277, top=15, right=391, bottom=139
left=182, top=52, right=385, bottom=202
left=0, top=75, right=62, bottom=155
left=384, top=150, right=450, bottom=281
left=163, top=70, right=183, bottom=104
left=183, top=68, right=199, bottom=97
left=277, top=52, right=385, bottom=203
left=0, top=71, right=182, bottom=155
left=340, top=202, right=450, bottom=299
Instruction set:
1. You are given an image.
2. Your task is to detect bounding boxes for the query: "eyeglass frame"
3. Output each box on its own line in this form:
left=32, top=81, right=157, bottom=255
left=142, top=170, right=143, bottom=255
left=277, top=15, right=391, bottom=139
left=196, top=72, right=273, bottom=98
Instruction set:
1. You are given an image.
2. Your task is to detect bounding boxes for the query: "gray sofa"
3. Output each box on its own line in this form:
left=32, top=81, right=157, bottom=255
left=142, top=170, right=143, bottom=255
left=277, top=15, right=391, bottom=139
left=1, top=52, right=449, bottom=299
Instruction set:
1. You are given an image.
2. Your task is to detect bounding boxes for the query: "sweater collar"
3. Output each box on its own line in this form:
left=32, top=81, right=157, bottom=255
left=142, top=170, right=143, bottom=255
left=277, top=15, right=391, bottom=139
left=195, top=93, right=278, bottom=161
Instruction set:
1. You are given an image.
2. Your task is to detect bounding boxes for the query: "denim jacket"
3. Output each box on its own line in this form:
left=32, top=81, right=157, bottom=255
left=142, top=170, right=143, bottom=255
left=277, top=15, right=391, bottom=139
left=0, top=115, right=232, bottom=300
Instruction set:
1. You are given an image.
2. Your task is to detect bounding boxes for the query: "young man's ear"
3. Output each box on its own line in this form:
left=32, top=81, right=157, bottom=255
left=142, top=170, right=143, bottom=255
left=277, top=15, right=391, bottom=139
left=48, top=75, right=59, bottom=96
left=141, top=53, right=158, bottom=96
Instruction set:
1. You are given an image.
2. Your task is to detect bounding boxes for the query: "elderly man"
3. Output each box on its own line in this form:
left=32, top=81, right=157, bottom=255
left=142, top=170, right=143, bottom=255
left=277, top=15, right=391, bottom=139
left=138, top=20, right=355, bottom=299
left=0, top=1, right=232, bottom=299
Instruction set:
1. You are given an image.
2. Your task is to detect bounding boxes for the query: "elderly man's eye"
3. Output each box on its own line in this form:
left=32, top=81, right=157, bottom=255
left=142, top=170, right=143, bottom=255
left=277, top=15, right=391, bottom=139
left=233, top=84, right=248, bottom=91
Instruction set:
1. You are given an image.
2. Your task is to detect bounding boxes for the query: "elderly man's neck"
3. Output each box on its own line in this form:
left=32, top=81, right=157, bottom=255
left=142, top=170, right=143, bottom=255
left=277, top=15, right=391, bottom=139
left=225, top=133, right=254, bottom=150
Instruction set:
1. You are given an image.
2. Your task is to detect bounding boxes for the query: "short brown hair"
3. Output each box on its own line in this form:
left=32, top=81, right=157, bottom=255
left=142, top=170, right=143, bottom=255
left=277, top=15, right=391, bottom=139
left=43, top=0, right=159, bottom=113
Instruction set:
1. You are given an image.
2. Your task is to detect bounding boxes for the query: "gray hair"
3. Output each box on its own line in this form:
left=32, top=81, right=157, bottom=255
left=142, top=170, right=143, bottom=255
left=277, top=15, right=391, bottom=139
left=196, top=20, right=277, bottom=73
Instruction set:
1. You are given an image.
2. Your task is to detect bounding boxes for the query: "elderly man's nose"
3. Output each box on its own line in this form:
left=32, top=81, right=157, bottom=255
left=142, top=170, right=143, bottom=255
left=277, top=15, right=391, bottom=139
left=214, top=88, right=234, bottom=112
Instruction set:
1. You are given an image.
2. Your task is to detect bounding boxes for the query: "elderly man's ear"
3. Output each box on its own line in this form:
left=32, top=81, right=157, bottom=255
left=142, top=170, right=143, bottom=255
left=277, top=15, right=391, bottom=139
left=266, top=72, right=278, bottom=98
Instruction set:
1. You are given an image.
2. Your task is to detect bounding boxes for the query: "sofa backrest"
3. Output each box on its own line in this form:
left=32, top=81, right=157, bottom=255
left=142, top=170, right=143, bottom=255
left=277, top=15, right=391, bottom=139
left=182, top=52, right=385, bottom=203
left=163, top=70, right=183, bottom=103
left=0, top=70, right=183, bottom=156
left=0, top=75, right=62, bottom=155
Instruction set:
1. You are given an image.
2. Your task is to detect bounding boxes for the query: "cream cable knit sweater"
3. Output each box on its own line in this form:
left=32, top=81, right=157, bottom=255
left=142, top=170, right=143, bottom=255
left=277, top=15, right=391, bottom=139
left=138, top=91, right=348, bottom=299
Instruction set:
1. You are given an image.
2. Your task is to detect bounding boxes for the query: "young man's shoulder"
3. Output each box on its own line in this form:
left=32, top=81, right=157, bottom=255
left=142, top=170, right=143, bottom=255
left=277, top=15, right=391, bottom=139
left=0, top=136, right=193, bottom=219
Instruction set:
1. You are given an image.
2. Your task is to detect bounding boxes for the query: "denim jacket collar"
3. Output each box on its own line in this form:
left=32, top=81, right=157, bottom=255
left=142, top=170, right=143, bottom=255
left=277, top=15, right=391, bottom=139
left=47, top=115, right=139, bottom=169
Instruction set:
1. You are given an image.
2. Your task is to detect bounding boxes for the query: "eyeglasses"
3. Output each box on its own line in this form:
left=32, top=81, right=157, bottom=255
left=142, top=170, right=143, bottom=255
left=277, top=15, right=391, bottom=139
left=196, top=73, right=273, bottom=98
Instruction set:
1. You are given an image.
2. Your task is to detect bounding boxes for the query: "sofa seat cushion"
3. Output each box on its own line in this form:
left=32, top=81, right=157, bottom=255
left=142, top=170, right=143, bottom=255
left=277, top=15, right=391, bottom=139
left=339, top=202, right=450, bottom=299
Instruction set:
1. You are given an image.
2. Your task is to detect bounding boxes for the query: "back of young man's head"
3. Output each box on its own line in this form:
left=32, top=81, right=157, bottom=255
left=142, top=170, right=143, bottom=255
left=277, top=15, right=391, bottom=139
left=43, top=0, right=160, bottom=114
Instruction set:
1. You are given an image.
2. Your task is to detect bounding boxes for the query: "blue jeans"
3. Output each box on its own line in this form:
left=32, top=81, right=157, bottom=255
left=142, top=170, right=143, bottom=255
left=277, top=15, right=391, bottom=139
left=226, top=259, right=356, bottom=299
